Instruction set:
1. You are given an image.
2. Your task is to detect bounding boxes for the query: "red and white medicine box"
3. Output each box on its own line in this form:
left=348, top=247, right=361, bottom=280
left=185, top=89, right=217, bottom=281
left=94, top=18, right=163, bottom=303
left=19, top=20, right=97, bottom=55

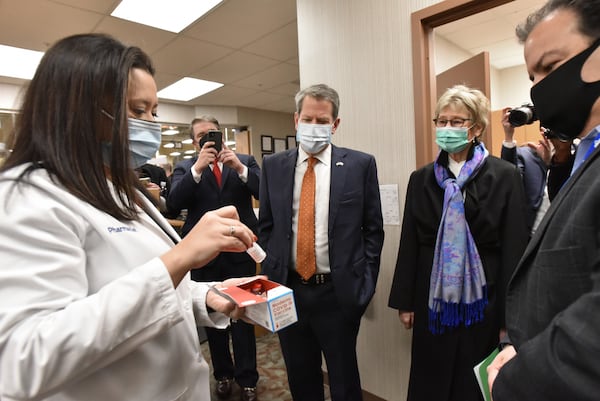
left=216, top=278, right=298, bottom=332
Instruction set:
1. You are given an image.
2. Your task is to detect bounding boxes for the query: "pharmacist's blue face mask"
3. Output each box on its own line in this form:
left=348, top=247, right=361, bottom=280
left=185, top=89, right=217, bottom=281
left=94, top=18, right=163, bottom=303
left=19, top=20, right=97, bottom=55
left=103, top=117, right=162, bottom=168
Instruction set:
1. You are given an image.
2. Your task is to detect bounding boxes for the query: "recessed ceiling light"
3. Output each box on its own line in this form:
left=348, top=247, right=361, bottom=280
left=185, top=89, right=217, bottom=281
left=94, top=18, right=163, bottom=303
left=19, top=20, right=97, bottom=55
left=0, top=44, right=44, bottom=80
left=169, top=151, right=181, bottom=157
left=158, top=77, right=223, bottom=102
left=111, top=0, right=223, bottom=33
left=163, top=142, right=175, bottom=148
left=184, top=149, right=196, bottom=154
left=162, top=129, right=179, bottom=136
left=181, top=138, right=193, bottom=145
left=183, top=155, right=193, bottom=159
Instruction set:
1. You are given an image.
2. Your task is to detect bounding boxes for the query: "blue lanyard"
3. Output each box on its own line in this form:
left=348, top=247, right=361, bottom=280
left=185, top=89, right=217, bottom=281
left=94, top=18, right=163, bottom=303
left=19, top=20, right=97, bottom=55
left=571, top=129, right=600, bottom=175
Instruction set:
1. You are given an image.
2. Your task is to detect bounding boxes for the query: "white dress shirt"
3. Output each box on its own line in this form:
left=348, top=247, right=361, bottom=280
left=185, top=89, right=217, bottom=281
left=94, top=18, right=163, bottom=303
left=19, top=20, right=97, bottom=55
left=291, top=146, right=331, bottom=274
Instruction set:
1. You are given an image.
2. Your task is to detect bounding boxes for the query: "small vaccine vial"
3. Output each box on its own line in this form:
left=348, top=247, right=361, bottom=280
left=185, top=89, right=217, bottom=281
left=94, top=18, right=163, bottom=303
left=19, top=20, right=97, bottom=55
left=246, top=242, right=266, bottom=263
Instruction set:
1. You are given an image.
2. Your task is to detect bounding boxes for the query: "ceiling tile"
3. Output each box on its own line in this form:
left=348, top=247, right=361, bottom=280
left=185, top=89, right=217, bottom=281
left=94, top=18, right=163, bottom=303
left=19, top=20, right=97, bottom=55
left=94, top=16, right=176, bottom=54
left=184, top=0, right=297, bottom=49
left=267, top=82, right=300, bottom=97
left=193, top=51, right=280, bottom=84
left=233, top=62, right=299, bottom=90
left=151, top=36, right=233, bottom=76
left=191, top=85, right=257, bottom=106
left=0, top=0, right=104, bottom=50
left=50, top=0, right=117, bottom=14
left=244, top=21, right=298, bottom=61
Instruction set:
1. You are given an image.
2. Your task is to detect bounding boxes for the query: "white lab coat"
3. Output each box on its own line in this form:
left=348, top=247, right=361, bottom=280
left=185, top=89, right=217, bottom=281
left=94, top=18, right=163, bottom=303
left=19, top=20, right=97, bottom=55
left=0, top=164, right=229, bottom=401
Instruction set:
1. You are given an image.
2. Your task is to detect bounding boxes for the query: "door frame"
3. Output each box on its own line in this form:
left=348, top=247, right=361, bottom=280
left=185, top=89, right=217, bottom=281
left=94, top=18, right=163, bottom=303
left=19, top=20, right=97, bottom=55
left=411, top=0, right=514, bottom=167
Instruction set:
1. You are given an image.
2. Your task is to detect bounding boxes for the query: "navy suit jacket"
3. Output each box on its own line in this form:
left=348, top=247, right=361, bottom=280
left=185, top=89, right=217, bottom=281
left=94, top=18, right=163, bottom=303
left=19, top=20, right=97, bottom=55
left=501, top=145, right=548, bottom=231
left=167, top=154, right=260, bottom=280
left=258, top=145, right=384, bottom=320
left=493, top=143, right=600, bottom=400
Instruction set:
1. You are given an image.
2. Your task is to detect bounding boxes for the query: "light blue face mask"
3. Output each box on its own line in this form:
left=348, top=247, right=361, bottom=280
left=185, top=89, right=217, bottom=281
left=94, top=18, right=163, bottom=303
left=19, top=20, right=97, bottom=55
left=435, top=126, right=470, bottom=154
left=103, top=117, right=162, bottom=168
left=296, top=122, right=332, bottom=154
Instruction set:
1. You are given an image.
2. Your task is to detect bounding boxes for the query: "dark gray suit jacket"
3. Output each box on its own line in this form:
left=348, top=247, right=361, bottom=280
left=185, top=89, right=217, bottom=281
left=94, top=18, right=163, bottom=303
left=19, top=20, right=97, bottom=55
left=257, top=145, right=384, bottom=320
left=494, top=144, right=600, bottom=400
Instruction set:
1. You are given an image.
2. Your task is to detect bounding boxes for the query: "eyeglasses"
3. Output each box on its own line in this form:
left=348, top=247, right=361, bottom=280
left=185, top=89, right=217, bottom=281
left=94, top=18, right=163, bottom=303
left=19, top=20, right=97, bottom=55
left=433, top=117, right=471, bottom=128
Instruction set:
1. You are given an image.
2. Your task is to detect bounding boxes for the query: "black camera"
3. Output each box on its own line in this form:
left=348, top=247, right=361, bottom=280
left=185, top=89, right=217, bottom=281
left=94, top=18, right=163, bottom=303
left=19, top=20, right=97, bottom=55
left=508, top=104, right=538, bottom=127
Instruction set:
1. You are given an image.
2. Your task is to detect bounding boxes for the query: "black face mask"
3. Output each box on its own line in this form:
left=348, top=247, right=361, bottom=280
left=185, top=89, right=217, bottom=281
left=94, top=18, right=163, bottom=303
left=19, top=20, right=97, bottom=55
left=531, top=39, right=600, bottom=140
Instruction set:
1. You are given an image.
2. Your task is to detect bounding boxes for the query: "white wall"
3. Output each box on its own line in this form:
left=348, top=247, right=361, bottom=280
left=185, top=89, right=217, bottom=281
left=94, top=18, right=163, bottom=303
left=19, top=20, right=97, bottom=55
left=496, top=64, right=532, bottom=109
left=0, top=83, right=25, bottom=110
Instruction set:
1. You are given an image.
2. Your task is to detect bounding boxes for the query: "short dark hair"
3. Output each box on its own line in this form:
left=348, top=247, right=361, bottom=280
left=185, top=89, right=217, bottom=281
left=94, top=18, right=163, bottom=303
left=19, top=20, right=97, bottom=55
left=516, top=0, right=600, bottom=44
left=295, top=84, right=340, bottom=119
left=2, top=33, right=155, bottom=220
left=189, top=115, right=220, bottom=139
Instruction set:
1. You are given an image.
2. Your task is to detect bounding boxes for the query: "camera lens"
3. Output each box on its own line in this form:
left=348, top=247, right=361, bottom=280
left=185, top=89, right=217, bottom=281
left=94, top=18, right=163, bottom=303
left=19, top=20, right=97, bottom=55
left=508, top=105, right=537, bottom=127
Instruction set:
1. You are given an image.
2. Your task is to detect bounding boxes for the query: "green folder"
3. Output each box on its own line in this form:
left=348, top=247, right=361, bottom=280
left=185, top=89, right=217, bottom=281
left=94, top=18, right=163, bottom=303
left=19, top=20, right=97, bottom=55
left=473, top=347, right=500, bottom=401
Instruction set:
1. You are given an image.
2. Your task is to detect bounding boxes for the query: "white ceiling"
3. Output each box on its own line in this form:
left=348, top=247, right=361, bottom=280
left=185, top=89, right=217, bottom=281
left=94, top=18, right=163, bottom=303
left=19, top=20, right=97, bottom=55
left=0, top=0, right=546, bottom=115
left=435, top=0, right=546, bottom=69
left=0, top=0, right=300, bottom=113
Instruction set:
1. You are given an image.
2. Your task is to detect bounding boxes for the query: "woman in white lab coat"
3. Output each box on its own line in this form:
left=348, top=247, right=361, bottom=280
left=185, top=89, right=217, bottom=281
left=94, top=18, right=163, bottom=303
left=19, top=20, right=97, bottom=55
left=0, top=33, right=259, bottom=401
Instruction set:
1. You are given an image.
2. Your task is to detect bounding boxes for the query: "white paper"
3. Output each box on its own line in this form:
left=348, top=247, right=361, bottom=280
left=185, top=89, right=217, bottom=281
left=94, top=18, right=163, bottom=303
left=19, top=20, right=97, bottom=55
left=379, top=184, right=400, bottom=226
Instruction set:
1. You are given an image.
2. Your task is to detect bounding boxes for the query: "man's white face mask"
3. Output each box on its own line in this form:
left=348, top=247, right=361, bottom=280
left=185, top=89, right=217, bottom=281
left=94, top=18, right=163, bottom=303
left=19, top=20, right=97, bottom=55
left=296, top=122, right=332, bottom=154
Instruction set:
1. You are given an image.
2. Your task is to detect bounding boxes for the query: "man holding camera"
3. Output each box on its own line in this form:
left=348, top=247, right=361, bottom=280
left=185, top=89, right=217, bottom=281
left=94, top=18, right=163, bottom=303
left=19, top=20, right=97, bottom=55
left=168, top=115, right=261, bottom=401
left=488, top=1, right=600, bottom=400
left=500, top=106, right=574, bottom=234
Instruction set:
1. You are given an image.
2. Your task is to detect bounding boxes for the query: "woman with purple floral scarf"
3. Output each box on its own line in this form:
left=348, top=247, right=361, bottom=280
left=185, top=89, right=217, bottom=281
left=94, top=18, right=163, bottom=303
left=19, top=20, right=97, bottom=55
left=388, top=85, right=529, bottom=401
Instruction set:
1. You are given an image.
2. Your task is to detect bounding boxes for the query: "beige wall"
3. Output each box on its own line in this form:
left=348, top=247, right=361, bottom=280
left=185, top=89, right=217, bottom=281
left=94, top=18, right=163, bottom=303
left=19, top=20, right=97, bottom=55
left=237, top=106, right=295, bottom=164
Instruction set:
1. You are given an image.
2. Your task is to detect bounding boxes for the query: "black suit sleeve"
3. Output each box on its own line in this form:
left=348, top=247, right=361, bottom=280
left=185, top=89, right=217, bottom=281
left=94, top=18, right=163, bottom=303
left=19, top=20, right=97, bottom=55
left=244, top=155, right=260, bottom=200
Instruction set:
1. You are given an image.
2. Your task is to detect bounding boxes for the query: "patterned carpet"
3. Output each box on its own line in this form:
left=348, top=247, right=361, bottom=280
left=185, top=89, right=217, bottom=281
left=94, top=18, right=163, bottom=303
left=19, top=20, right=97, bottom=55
left=200, top=331, right=331, bottom=401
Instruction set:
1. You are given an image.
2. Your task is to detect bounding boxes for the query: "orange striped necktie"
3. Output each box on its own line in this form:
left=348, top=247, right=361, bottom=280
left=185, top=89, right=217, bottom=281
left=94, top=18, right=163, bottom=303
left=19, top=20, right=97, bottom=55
left=296, top=156, right=316, bottom=280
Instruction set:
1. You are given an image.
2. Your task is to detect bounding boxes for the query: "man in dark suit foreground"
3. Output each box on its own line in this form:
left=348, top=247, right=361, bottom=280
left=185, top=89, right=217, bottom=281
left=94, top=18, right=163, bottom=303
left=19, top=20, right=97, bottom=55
left=489, top=1, right=600, bottom=400
left=167, top=116, right=260, bottom=401
left=258, top=84, right=384, bottom=401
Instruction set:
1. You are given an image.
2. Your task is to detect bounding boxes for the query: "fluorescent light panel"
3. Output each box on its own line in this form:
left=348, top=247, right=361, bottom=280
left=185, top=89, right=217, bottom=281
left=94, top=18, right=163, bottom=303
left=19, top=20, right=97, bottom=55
left=158, top=77, right=223, bottom=102
left=0, top=45, right=44, bottom=80
left=111, top=0, right=223, bottom=33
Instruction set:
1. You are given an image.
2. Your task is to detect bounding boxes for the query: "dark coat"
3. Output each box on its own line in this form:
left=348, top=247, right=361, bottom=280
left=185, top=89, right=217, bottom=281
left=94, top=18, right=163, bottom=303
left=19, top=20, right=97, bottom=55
left=167, top=154, right=260, bottom=280
left=493, top=144, right=600, bottom=401
left=258, top=145, right=384, bottom=321
left=388, top=153, right=529, bottom=401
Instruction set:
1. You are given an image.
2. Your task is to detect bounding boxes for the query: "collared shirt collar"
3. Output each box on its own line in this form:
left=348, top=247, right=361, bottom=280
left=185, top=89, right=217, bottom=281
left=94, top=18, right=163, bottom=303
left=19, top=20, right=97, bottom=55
left=297, top=144, right=331, bottom=167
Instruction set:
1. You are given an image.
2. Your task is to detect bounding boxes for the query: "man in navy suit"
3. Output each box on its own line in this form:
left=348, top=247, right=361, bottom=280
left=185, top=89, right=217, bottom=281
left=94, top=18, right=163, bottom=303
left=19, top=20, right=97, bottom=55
left=488, top=1, right=600, bottom=400
left=167, top=116, right=260, bottom=401
left=258, top=84, right=384, bottom=401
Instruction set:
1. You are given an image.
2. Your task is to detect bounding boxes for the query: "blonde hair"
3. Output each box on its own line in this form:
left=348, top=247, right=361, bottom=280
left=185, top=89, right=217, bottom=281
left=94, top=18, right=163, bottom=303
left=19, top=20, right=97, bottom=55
left=435, top=85, right=490, bottom=135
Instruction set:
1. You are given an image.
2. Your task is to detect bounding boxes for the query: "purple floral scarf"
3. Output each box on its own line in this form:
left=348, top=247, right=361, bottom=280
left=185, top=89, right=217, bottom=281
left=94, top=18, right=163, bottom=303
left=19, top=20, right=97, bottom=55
left=429, top=143, right=489, bottom=334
